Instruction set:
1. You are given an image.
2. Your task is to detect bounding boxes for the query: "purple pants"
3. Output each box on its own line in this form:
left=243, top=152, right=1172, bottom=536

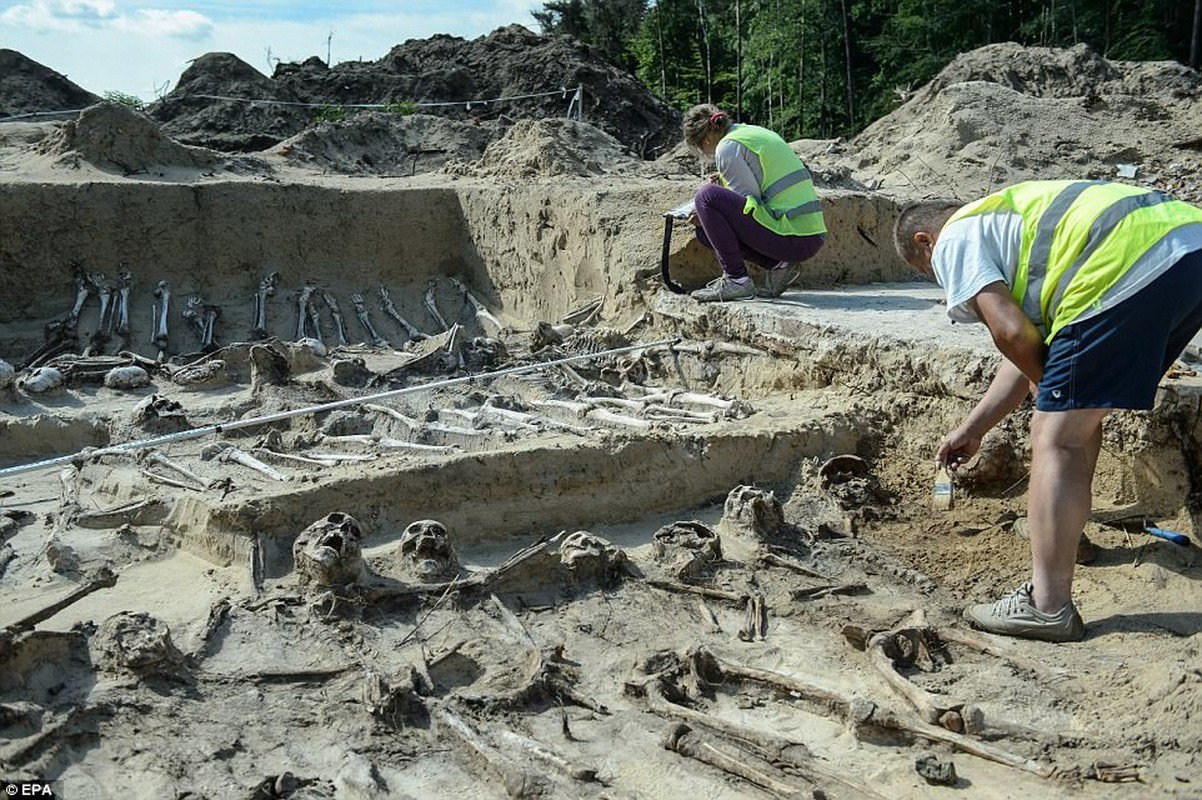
left=693, top=183, right=825, bottom=279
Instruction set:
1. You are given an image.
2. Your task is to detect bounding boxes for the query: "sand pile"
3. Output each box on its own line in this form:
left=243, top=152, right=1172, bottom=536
left=34, top=102, right=222, bottom=174
left=143, top=25, right=679, bottom=158
left=270, top=112, right=499, bottom=175
left=449, top=118, right=639, bottom=179
left=828, top=42, right=1202, bottom=202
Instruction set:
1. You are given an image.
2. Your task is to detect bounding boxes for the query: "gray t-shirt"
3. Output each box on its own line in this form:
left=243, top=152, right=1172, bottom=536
left=714, top=124, right=762, bottom=200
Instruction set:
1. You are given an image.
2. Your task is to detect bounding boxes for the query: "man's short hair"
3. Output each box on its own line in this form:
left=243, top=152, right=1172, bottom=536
left=893, top=199, right=961, bottom=265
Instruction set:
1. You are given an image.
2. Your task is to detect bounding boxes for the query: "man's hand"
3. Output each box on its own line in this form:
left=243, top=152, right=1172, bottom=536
left=686, top=211, right=700, bottom=227
left=937, top=425, right=982, bottom=471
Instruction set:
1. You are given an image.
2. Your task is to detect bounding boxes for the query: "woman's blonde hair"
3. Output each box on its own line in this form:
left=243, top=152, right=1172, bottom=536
left=682, top=103, right=732, bottom=149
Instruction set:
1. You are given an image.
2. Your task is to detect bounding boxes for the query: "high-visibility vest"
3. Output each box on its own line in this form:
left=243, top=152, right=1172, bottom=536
left=722, top=125, right=826, bottom=237
left=949, top=180, right=1202, bottom=342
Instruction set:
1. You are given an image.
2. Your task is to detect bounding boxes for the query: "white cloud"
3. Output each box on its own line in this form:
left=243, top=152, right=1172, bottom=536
left=1, top=0, right=117, bottom=29
left=112, top=9, right=213, bottom=38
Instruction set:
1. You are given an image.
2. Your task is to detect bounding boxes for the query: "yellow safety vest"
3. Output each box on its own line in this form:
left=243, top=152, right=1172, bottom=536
left=722, top=125, right=826, bottom=237
left=949, top=180, right=1202, bottom=342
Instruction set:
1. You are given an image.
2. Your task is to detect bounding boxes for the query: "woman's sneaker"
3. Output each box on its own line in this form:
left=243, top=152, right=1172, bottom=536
left=691, top=275, right=756, bottom=303
left=962, top=582, right=1084, bottom=642
left=758, top=261, right=801, bottom=297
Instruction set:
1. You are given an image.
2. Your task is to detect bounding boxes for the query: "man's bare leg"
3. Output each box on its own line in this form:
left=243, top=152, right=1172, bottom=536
left=1027, top=407, right=1110, bottom=613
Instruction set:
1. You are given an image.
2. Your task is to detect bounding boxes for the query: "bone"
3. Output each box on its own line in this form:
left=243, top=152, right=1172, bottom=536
left=448, top=277, right=504, bottom=334
left=319, top=291, right=349, bottom=346
left=251, top=271, right=279, bottom=340
left=432, top=705, right=546, bottom=797
left=7, top=566, right=118, bottom=633
left=562, top=295, right=604, bottom=326
left=83, top=274, right=112, bottom=356
left=423, top=283, right=451, bottom=332
left=496, top=729, right=601, bottom=783
left=201, top=304, right=220, bottom=350
left=143, top=450, right=210, bottom=490
left=295, top=283, right=314, bottom=341
left=644, top=579, right=747, bottom=605
left=139, top=469, right=205, bottom=492
left=377, top=284, right=426, bottom=341
left=866, top=618, right=960, bottom=727
left=201, top=442, right=288, bottom=481
left=114, top=268, right=131, bottom=339
left=64, top=262, right=93, bottom=338
left=152, top=281, right=170, bottom=359
left=737, top=591, right=768, bottom=642
left=362, top=403, right=423, bottom=430
left=662, top=723, right=804, bottom=798
left=442, top=407, right=539, bottom=433
left=350, top=293, right=389, bottom=348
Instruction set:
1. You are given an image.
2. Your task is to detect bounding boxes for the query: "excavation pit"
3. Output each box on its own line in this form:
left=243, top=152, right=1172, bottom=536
left=4, top=167, right=1202, bottom=798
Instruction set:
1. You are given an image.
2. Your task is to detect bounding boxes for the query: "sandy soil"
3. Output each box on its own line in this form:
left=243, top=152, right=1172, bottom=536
left=2, top=41, right=1202, bottom=800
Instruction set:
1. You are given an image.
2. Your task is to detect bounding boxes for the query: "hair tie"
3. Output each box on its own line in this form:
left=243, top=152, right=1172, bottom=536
left=709, top=112, right=725, bottom=125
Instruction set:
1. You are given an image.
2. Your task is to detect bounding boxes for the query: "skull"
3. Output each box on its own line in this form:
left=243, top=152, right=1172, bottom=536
left=558, top=531, right=628, bottom=587
left=293, top=512, right=365, bottom=587
left=103, top=365, right=150, bottom=390
left=19, top=366, right=64, bottom=394
left=720, top=485, right=785, bottom=539
left=397, top=519, right=459, bottom=581
left=652, top=520, right=722, bottom=580
left=132, top=393, right=189, bottom=432
left=0, top=359, right=15, bottom=390
left=93, top=611, right=184, bottom=675
left=462, top=337, right=509, bottom=371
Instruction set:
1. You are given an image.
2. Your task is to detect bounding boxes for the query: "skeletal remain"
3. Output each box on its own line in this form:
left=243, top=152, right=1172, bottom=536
left=644, top=579, right=747, bottom=605
left=250, top=271, right=279, bottom=340
left=562, top=295, right=603, bottom=326
left=0, top=359, right=14, bottom=391
left=82, top=273, right=112, bottom=356
left=293, top=512, right=364, bottom=587
left=442, top=407, right=538, bottom=433
left=737, top=591, right=768, bottom=642
left=652, top=520, right=723, bottom=580
left=423, top=282, right=450, bottom=332
left=558, top=531, right=628, bottom=587
left=64, top=262, right=93, bottom=338
left=151, top=281, right=170, bottom=359
left=377, top=284, right=426, bottom=341
left=531, top=399, right=651, bottom=430
left=319, top=290, right=349, bottom=345
left=19, top=366, right=65, bottom=394
left=362, top=403, right=423, bottom=430
left=461, top=336, right=508, bottom=371
left=169, top=359, right=227, bottom=388
left=114, top=268, right=131, bottom=338
left=481, top=402, right=593, bottom=436
left=103, top=365, right=150, bottom=390
left=201, top=442, right=288, bottom=481
left=662, top=723, right=806, bottom=798
left=448, top=277, right=504, bottom=333
left=397, top=519, right=460, bottom=581
left=7, top=566, right=118, bottom=633
left=143, top=450, right=209, bottom=490
left=93, top=610, right=185, bottom=675
left=720, top=486, right=785, bottom=539
left=350, top=293, right=389, bottom=348
left=184, top=296, right=220, bottom=351
left=294, top=282, right=319, bottom=343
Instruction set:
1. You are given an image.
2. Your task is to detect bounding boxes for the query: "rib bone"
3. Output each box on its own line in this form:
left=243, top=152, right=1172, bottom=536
left=378, top=284, right=426, bottom=341
left=350, top=293, right=389, bottom=348
left=320, top=291, right=348, bottom=346
left=251, top=271, right=278, bottom=340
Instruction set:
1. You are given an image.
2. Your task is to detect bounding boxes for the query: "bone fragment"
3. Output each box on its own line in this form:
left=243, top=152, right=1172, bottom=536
left=587, top=408, right=652, bottom=430
left=201, top=442, right=288, bottom=481
left=791, top=583, right=868, bottom=599
left=253, top=448, right=341, bottom=467
left=562, top=295, right=603, bottom=326
left=6, top=566, right=117, bottom=633
left=295, top=283, right=317, bottom=342
left=423, top=283, right=450, bottom=332
left=139, top=469, right=204, bottom=492
left=496, top=729, right=601, bottom=783
left=152, top=281, right=170, bottom=359
left=758, top=552, right=830, bottom=581
left=737, top=591, right=768, bottom=642
left=64, top=263, right=93, bottom=338
left=662, top=723, right=805, bottom=798
left=442, top=408, right=539, bottom=433
left=426, top=421, right=489, bottom=438
left=251, top=271, right=279, bottom=340
left=350, top=293, right=389, bottom=348
left=448, top=277, right=503, bottom=334
left=866, top=626, right=957, bottom=726
left=377, top=284, right=426, bottom=341
left=320, top=291, right=348, bottom=346
left=431, top=705, right=544, bottom=797
left=200, top=303, right=220, bottom=350
left=83, top=274, right=111, bottom=356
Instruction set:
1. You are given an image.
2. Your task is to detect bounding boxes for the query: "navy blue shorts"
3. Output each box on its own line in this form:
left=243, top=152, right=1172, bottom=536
left=1038, top=248, right=1202, bottom=411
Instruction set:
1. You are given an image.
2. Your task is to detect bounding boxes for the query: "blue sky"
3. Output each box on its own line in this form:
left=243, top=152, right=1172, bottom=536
left=1, top=0, right=547, bottom=101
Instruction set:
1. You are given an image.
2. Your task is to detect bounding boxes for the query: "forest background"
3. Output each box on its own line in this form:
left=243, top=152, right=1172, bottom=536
left=533, top=0, right=1202, bottom=139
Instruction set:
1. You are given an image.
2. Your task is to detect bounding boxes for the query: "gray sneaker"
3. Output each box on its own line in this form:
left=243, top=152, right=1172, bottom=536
left=757, top=262, right=801, bottom=297
left=962, top=582, right=1084, bottom=642
left=691, top=275, right=756, bottom=303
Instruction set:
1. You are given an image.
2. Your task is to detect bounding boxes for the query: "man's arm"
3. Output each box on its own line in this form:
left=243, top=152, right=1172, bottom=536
left=970, top=281, right=1046, bottom=384
left=938, top=358, right=1029, bottom=467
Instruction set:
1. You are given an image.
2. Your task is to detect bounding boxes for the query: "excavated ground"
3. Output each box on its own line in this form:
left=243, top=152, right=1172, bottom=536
left=2, top=166, right=1202, bottom=800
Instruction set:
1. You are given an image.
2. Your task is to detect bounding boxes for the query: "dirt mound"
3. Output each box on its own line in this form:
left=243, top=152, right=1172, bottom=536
left=34, top=102, right=221, bottom=174
left=834, top=42, right=1202, bottom=202
left=0, top=49, right=100, bottom=118
left=270, top=112, right=499, bottom=175
left=449, top=118, right=639, bottom=179
left=150, top=53, right=311, bottom=152
left=146, top=26, right=679, bottom=158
